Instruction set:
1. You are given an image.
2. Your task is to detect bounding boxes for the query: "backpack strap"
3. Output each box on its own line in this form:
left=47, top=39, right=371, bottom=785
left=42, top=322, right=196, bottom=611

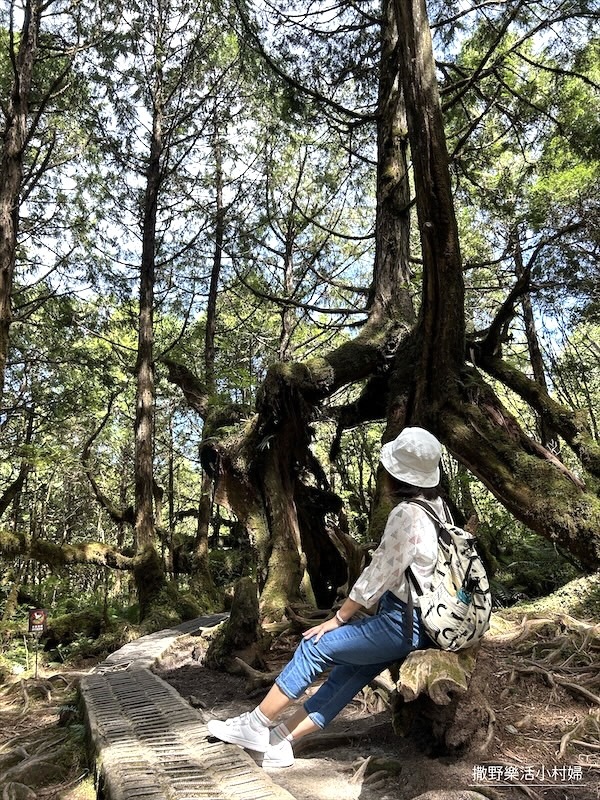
left=403, top=499, right=446, bottom=595
left=405, top=499, right=456, bottom=555
left=406, top=565, right=423, bottom=596
left=403, top=500, right=452, bottom=643
left=405, top=572, right=416, bottom=643
left=407, top=500, right=480, bottom=592
left=406, top=498, right=453, bottom=525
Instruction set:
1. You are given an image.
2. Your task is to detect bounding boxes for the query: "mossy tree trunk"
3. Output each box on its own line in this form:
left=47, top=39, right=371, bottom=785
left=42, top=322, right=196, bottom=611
left=204, top=576, right=267, bottom=671
left=164, top=0, right=417, bottom=618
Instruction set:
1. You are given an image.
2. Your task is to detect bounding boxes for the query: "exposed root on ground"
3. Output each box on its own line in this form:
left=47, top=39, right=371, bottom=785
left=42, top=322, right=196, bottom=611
left=478, top=699, right=496, bottom=754
left=558, top=711, right=600, bottom=759
left=285, top=605, right=331, bottom=632
left=234, top=657, right=280, bottom=692
left=490, top=612, right=600, bottom=763
left=0, top=672, right=90, bottom=800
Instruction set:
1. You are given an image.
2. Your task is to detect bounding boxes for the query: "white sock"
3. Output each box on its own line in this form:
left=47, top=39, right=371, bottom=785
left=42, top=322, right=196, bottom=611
left=271, top=722, right=293, bottom=744
left=250, top=706, right=271, bottom=728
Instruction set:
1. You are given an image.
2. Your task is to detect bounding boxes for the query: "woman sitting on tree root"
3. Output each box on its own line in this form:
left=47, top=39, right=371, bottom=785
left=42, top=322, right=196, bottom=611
left=208, top=426, right=444, bottom=768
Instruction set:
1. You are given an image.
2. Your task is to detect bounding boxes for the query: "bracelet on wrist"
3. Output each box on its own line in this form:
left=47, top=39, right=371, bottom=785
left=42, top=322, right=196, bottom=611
left=335, top=610, right=347, bottom=625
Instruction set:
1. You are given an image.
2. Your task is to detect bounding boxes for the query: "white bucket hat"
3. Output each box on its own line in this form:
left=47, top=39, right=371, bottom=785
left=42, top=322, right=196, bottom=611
left=380, top=427, right=442, bottom=487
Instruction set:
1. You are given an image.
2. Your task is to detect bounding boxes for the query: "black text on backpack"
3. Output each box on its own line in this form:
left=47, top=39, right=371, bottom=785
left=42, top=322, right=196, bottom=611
left=406, top=500, right=492, bottom=651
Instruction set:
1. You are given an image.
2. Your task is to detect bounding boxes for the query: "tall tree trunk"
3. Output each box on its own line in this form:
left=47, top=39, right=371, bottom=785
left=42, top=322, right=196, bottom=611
left=278, top=222, right=295, bottom=362
left=393, top=0, right=465, bottom=420
left=363, top=0, right=419, bottom=538
left=204, top=106, right=225, bottom=394
left=249, top=0, right=419, bottom=614
left=370, top=0, right=415, bottom=327
left=255, top=374, right=309, bottom=614
left=389, top=0, right=600, bottom=565
left=0, top=1, right=41, bottom=401
left=191, top=108, right=224, bottom=605
left=514, top=232, right=558, bottom=452
left=133, top=69, right=166, bottom=619
left=167, top=416, right=175, bottom=577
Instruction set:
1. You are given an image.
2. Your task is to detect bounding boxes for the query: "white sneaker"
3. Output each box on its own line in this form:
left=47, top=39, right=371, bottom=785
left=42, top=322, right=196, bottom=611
left=207, top=712, right=270, bottom=752
left=261, top=736, right=294, bottom=768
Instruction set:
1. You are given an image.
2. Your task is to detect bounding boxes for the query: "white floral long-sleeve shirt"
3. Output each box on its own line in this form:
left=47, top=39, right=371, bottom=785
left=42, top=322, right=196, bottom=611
left=349, top=497, right=445, bottom=607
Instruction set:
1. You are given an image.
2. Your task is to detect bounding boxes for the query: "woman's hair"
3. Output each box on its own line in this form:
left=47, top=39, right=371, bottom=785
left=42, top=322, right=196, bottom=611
left=387, top=476, right=442, bottom=501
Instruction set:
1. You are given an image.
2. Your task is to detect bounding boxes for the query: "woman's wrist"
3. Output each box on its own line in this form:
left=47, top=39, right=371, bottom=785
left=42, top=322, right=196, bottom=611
left=335, top=609, right=347, bottom=625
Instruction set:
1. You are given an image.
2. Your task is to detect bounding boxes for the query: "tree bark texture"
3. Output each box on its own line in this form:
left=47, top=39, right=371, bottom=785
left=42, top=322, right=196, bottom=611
left=393, top=0, right=465, bottom=417
left=133, top=62, right=167, bottom=617
left=189, top=469, right=220, bottom=604
left=135, top=133, right=159, bottom=552
left=204, top=577, right=267, bottom=671
left=205, top=107, right=225, bottom=394
left=437, top=369, right=600, bottom=568
left=370, top=0, right=415, bottom=326
left=0, top=1, right=41, bottom=401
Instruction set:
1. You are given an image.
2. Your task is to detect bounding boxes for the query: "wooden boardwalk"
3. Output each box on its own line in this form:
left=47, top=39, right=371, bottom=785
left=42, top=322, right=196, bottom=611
left=80, top=617, right=296, bottom=800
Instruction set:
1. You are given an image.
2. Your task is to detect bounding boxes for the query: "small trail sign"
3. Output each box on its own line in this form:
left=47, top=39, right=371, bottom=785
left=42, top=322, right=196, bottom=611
left=28, top=609, right=47, bottom=679
left=28, top=608, right=47, bottom=635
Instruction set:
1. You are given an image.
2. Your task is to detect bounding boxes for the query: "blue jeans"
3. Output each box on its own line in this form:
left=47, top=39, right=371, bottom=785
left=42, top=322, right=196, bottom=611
left=275, top=591, right=429, bottom=728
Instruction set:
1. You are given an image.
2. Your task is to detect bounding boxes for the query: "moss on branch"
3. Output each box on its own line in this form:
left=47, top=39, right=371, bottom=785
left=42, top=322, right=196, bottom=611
left=0, top=532, right=136, bottom=570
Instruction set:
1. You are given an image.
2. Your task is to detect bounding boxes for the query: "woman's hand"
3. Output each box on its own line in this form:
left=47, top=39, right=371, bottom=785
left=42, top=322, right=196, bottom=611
left=302, top=615, right=341, bottom=643
left=302, top=600, right=362, bottom=642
